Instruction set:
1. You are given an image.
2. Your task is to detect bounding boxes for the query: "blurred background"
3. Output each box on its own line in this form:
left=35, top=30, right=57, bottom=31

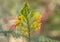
left=0, top=0, right=60, bottom=42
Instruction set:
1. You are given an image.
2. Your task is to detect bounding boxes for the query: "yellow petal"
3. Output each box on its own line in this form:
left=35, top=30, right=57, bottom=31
left=22, top=28, right=29, bottom=35
left=34, top=12, right=42, bottom=21
left=15, top=21, right=22, bottom=28
left=18, top=15, right=24, bottom=22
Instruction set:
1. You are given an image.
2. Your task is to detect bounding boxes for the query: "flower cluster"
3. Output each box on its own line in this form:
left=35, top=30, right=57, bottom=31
left=15, top=15, right=24, bottom=28
left=15, top=12, right=42, bottom=35
left=14, top=3, right=42, bottom=36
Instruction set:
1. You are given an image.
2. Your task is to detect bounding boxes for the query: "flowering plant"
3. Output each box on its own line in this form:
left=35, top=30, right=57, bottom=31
left=0, top=2, right=42, bottom=42
left=15, top=2, right=42, bottom=41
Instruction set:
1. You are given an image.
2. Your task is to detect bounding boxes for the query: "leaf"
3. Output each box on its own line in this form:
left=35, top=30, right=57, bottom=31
left=30, top=10, right=34, bottom=18
left=33, top=36, right=60, bottom=42
left=21, top=2, right=31, bottom=17
left=11, top=31, right=20, bottom=38
left=28, top=10, right=34, bottom=21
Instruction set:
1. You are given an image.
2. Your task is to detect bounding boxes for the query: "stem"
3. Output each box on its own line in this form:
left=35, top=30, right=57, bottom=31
left=26, top=16, right=31, bottom=42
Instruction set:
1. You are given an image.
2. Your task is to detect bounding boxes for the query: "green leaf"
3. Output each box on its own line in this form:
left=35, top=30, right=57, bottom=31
left=11, top=31, right=20, bottom=38
left=21, top=2, right=31, bottom=17
left=33, top=36, right=60, bottom=42
left=28, top=10, right=34, bottom=21
left=0, top=31, right=8, bottom=36
left=30, top=10, right=34, bottom=18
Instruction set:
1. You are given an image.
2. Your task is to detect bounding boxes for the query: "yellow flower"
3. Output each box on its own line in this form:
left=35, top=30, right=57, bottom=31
left=31, top=21, right=41, bottom=31
left=31, top=22, right=37, bottom=28
left=22, top=28, right=29, bottom=35
left=34, top=12, right=42, bottom=22
left=15, top=15, right=24, bottom=28
left=15, top=21, right=22, bottom=28
left=34, top=24, right=41, bottom=31
left=18, top=15, right=24, bottom=22
left=34, top=27, right=40, bottom=31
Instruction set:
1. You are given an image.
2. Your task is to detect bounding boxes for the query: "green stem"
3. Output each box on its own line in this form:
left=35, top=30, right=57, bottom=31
left=26, top=16, right=31, bottom=42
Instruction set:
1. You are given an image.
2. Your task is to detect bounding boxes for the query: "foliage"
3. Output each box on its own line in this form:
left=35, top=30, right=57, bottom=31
left=33, top=36, right=60, bottom=42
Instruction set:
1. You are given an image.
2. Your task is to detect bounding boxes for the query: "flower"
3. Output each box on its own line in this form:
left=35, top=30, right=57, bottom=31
left=15, top=21, right=22, bottom=28
left=18, top=15, right=24, bottom=22
left=34, top=24, right=41, bottom=31
left=31, top=22, right=37, bottom=28
left=31, top=21, right=41, bottom=31
left=30, top=12, right=42, bottom=31
left=21, top=28, right=29, bottom=35
left=15, top=15, right=24, bottom=28
left=34, top=12, right=42, bottom=22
